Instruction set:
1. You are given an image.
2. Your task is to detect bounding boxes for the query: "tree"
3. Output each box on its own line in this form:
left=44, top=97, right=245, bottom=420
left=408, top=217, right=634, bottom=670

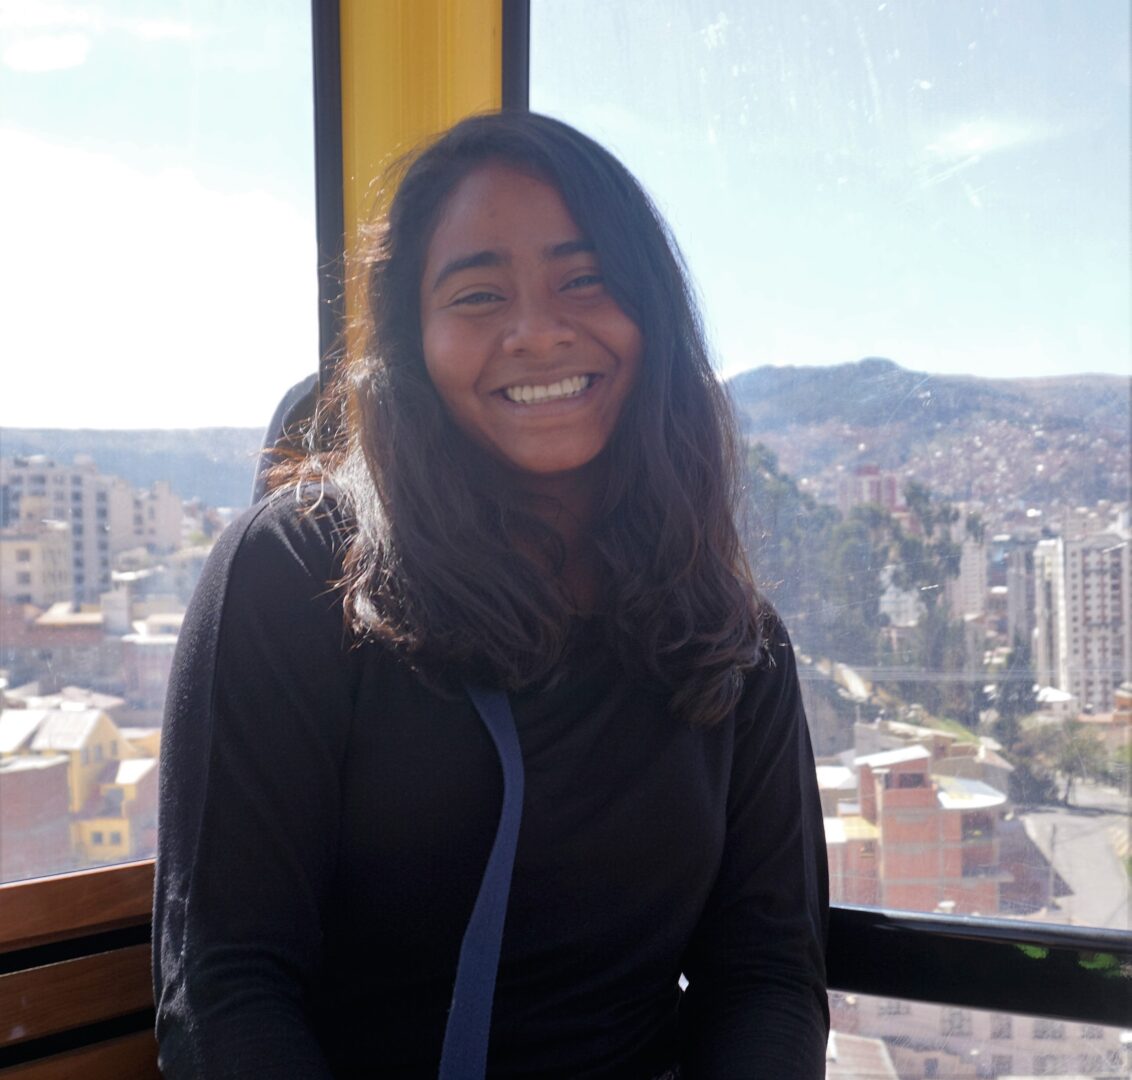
left=995, top=633, right=1038, bottom=751
left=1055, top=721, right=1108, bottom=806
left=741, top=443, right=839, bottom=656
left=1008, top=725, right=1061, bottom=805
left=1008, top=720, right=1108, bottom=807
left=823, top=507, right=890, bottom=667
left=887, top=483, right=967, bottom=717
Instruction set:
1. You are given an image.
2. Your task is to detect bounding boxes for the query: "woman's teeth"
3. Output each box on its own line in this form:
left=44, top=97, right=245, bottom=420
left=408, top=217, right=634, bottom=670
left=503, top=374, right=593, bottom=404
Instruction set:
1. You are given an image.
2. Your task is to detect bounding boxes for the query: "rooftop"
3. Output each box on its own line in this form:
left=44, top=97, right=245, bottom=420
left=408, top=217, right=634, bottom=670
left=815, top=765, right=856, bottom=791
left=855, top=745, right=932, bottom=768
left=936, top=775, right=1008, bottom=811
left=0, top=709, right=51, bottom=754
left=0, top=752, right=68, bottom=773
left=114, top=758, right=157, bottom=785
left=825, top=1032, right=898, bottom=1079
left=29, top=709, right=107, bottom=752
left=824, top=815, right=880, bottom=845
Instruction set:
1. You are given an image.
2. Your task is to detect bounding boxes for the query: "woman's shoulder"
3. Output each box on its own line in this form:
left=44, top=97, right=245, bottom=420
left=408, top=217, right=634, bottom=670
left=211, top=484, right=349, bottom=578
left=734, top=605, right=803, bottom=726
left=187, top=485, right=352, bottom=633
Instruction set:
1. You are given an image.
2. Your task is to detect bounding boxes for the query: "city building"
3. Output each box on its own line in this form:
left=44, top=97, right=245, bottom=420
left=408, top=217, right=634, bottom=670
left=0, top=513, right=72, bottom=607
left=830, top=992, right=1130, bottom=1079
left=1034, top=530, right=1131, bottom=713
left=822, top=729, right=1013, bottom=917
left=947, top=532, right=988, bottom=621
left=1, top=455, right=185, bottom=604
left=836, top=464, right=906, bottom=518
left=0, top=704, right=158, bottom=868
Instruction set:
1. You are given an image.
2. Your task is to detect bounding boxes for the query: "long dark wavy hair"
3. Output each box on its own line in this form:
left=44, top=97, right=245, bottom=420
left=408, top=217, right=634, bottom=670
left=285, top=112, right=765, bottom=726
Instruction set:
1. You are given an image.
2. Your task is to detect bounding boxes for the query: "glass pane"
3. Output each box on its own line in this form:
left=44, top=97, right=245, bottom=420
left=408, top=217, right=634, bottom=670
left=532, top=1, right=1131, bottom=931
left=0, top=1, right=316, bottom=882
left=831, top=992, right=1130, bottom=1079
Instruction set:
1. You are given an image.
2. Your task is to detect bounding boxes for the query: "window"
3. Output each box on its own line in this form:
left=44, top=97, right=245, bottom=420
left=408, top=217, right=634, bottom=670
left=878, top=998, right=910, bottom=1016
left=990, top=1014, right=1012, bottom=1039
left=533, top=0, right=1129, bottom=1062
left=0, top=0, right=316, bottom=885
left=91, top=831, right=104, bottom=845
left=532, top=0, right=1130, bottom=936
left=110, top=831, right=123, bottom=846
left=16, top=548, right=30, bottom=562
left=1080, top=1024, right=1103, bottom=1039
left=1033, top=1018, right=1065, bottom=1040
left=834, top=994, right=1128, bottom=1076
left=923, top=1058, right=938, bottom=1078
left=942, top=1008, right=972, bottom=1037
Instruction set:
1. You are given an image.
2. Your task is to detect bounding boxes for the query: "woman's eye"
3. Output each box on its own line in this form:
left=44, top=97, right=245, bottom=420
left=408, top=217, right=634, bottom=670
left=451, top=290, right=503, bottom=306
left=564, top=273, right=604, bottom=291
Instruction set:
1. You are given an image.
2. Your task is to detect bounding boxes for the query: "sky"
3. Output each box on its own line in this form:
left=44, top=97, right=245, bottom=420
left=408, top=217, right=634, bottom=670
left=1, top=0, right=1129, bottom=430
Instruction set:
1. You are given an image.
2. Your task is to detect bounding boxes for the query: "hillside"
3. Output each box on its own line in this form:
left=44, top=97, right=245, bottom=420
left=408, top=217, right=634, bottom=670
left=728, top=358, right=1129, bottom=511
left=0, top=427, right=265, bottom=509
left=3, top=359, right=1127, bottom=514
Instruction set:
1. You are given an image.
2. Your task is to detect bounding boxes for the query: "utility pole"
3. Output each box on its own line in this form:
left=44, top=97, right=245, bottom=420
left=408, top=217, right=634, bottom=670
left=1047, top=823, right=1057, bottom=914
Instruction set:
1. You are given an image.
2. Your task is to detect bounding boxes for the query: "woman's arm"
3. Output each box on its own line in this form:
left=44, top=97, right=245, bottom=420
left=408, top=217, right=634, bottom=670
left=153, top=500, right=354, bottom=1078
left=679, top=620, right=830, bottom=1079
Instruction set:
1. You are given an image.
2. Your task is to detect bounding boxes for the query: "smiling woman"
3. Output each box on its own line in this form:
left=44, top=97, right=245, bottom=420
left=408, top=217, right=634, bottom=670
left=152, top=111, right=829, bottom=1078
left=421, top=164, right=642, bottom=490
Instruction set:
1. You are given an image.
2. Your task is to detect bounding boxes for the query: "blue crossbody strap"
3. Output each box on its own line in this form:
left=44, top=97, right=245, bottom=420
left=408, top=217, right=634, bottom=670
left=438, top=685, right=525, bottom=1080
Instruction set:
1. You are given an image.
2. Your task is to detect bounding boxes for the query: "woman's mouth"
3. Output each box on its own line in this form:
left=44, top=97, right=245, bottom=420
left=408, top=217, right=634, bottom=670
left=501, top=374, right=595, bottom=405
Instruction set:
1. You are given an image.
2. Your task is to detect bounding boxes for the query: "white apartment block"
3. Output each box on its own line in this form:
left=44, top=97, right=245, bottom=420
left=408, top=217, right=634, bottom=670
left=946, top=534, right=987, bottom=619
left=1033, top=531, right=1131, bottom=713
left=0, top=456, right=185, bottom=605
left=1005, top=544, right=1035, bottom=647
left=0, top=514, right=72, bottom=607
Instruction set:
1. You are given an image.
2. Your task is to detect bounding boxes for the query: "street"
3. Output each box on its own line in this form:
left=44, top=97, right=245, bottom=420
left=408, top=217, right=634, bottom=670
left=1020, top=780, right=1132, bottom=931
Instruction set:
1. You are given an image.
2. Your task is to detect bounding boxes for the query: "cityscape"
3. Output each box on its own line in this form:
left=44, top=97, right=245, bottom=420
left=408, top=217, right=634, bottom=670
left=1, top=361, right=1129, bottom=1078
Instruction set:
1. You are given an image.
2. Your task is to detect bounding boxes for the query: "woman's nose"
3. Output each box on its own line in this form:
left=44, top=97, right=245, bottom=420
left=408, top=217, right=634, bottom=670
left=502, top=298, right=576, bottom=358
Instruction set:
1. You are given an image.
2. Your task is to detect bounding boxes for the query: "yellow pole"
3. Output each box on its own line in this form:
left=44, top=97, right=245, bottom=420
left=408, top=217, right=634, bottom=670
left=338, top=0, right=503, bottom=336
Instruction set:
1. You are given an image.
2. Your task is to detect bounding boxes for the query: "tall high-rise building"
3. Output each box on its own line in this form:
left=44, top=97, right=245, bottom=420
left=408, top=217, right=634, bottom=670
left=1033, top=529, right=1131, bottom=712
left=0, top=456, right=183, bottom=605
left=0, top=456, right=115, bottom=603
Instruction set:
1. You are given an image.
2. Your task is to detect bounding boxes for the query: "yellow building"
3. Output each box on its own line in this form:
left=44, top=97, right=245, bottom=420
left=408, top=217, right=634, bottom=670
left=0, top=705, right=159, bottom=867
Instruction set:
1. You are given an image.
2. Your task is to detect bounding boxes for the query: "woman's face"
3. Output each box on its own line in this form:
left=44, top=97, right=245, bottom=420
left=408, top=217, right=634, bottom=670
left=419, top=163, right=642, bottom=486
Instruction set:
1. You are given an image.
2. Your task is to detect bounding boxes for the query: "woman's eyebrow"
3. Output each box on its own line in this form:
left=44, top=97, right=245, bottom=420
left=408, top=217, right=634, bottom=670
left=431, top=250, right=506, bottom=291
left=545, top=239, right=595, bottom=260
left=431, top=240, right=596, bottom=292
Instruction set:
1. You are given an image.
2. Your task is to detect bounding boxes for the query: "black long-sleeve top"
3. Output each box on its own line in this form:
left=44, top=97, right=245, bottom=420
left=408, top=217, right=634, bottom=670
left=153, top=495, right=829, bottom=1078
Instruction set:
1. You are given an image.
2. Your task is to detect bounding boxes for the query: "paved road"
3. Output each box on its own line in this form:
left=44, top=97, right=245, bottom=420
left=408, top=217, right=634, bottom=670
left=1019, top=781, right=1131, bottom=931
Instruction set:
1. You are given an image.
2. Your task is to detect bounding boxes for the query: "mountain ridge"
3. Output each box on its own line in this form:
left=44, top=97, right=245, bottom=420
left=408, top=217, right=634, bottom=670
left=3, top=359, right=1127, bottom=512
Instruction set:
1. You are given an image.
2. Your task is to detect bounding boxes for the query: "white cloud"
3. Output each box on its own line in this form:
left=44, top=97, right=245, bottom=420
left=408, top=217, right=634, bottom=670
left=0, top=129, right=318, bottom=429
left=0, top=2, right=198, bottom=57
left=0, top=1, right=104, bottom=33
left=2, top=31, right=90, bottom=71
left=124, top=18, right=197, bottom=42
left=925, top=117, right=1062, bottom=161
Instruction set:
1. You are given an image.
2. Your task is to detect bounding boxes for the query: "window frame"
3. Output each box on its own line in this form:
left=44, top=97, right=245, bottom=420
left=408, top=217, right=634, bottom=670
left=1, top=0, right=1127, bottom=1048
